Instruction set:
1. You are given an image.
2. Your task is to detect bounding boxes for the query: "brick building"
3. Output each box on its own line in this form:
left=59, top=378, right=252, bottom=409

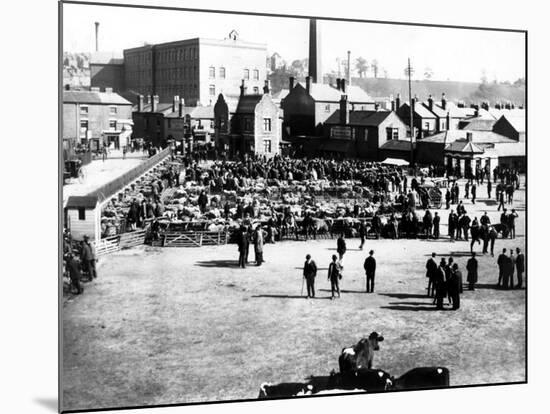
left=123, top=32, right=267, bottom=106
left=214, top=81, right=282, bottom=158
left=90, top=51, right=125, bottom=92
left=63, top=88, right=133, bottom=152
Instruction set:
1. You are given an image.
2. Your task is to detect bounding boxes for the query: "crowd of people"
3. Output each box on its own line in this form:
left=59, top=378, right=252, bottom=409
left=63, top=232, right=98, bottom=296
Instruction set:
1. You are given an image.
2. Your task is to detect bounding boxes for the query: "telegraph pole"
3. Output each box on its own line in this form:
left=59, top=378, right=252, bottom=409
left=406, top=58, right=414, bottom=166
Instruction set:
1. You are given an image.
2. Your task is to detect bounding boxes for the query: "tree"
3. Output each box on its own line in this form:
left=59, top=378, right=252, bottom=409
left=371, top=59, right=379, bottom=78
left=290, top=59, right=307, bottom=78
left=382, top=68, right=389, bottom=78
left=355, top=56, right=369, bottom=78
left=424, top=67, right=433, bottom=80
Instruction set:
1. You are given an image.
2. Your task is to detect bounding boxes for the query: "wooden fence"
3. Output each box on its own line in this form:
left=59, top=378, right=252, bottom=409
left=93, top=229, right=147, bottom=257
left=160, top=231, right=229, bottom=247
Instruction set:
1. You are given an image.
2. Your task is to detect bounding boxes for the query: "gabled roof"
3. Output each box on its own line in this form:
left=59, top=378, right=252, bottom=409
left=235, top=94, right=263, bottom=114
left=422, top=102, right=447, bottom=117
left=325, top=110, right=392, bottom=126
left=445, top=140, right=484, bottom=154
left=401, top=102, right=437, bottom=119
left=419, top=129, right=516, bottom=145
left=63, top=90, right=131, bottom=105
left=496, top=114, right=526, bottom=133
left=90, top=51, right=124, bottom=65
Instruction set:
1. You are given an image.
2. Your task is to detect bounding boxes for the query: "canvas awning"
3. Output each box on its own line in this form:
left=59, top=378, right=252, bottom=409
left=381, top=157, right=409, bottom=166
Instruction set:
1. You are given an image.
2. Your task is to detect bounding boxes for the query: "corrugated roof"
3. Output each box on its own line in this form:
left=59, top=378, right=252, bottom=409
left=419, top=129, right=515, bottom=144
left=325, top=110, right=391, bottom=126
left=380, top=140, right=415, bottom=151
left=64, top=90, right=131, bottom=105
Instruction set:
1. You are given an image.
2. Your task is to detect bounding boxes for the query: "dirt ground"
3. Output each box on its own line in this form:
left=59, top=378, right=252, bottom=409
left=62, top=181, right=526, bottom=411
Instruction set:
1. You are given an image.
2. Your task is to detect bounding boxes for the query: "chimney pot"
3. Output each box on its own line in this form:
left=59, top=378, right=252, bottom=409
left=441, top=93, right=447, bottom=110
left=179, top=98, right=185, bottom=118
left=289, top=76, right=295, bottom=90
left=340, top=78, right=346, bottom=93
left=137, top=94, right=144, bottom=112
left=173, top=95, right=179, bottom=112
left=105, top=87, right=113, bottom=94
left=336, top=78, right=341, bottom=91
left=428, top=94, right=434, bottom=110
left=306, top=76, right=312, bottom=94
left=263, top=79, right=270, bottom=94
left=395, top=93, right=401, bottom=109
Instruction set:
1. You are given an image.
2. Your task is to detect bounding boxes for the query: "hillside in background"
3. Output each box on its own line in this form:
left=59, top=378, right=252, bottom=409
left=354, top=77, right=525, bottom=106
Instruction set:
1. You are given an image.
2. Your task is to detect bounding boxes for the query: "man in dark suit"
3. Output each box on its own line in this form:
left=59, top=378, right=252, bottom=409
left=448, top=263, right=462, bottom=310
left=497, top=248, right=508, bottom=287
left=65, top=253, right=83, bottom=295
left=364, top=250, right=377, bottom=293
left=433, top=212, right=440, bottom=239
left=303, top=254, right=317, bottom=298
left=471, top=183, right=477, bottom=204
left=328, top=255, right=341, bottom=300
left=336, top=234, right=347, bottom=260
left=426, top=252, right=438, bottom=297
left=434, top=259, right=447, bottom=310
left=466, top=252, right=478, bottom=291
left=237, top=226, right=249, bottom=268
left=515, top=248, right=525, bottom=289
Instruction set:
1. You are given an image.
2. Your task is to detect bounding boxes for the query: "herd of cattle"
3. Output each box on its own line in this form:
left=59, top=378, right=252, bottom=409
left=258, top=332, right=450, bottom=399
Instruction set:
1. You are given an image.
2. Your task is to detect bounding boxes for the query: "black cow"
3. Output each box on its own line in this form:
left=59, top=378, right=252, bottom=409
left=339, top=332, right=384, bottom=373
left=258, top=382, right=313, bottom=399
left=328, top=368, right=393, bottom=392
left=391, top=367, right=450, bottom=390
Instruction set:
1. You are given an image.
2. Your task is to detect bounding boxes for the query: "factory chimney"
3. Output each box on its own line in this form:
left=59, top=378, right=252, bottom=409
left=308, top=19, right=322, bottom=83
left=94, top=22, right=99, bottom=52
left=339, top=95, right=349, bottom=125
left=347, top=51, right=351, bottom=89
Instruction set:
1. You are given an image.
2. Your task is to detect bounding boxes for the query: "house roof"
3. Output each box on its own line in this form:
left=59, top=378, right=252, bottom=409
left=235, top=94, right=263, bottom=113
left=63, top=90, right=131, bottom=105
left=90, top=51, right=124, bottom=65
left=380, top=140, right=415, bottom=151
left=65, top=195, right=98, bottom=209
left=445, top=140, right=484, bottom=154
left=325, top=110, right=392, bottom=126
left=459, top=118, right=497, bottom=131
left=496, top=114, right=526, bottom=133
left=422, top=102, right=447, bottom=117
left=401, top=102, right=437, bottom=119
left=419, top=129, right=516, bottom=145
left=133, top=103, right=174, bottom=114
left=491, top=142, right=526, bottom=157
left=296, top=82, right=372, bottom=103
left=165, top=106, right=215, bottom=119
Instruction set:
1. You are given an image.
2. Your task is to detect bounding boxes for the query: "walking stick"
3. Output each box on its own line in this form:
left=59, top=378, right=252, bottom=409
left=301, top=276, right=305, bottom=297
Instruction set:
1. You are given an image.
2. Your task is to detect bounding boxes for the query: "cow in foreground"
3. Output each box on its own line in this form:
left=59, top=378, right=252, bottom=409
left=258, top=382, right=313, bottom=399
left=391, top=367, right=450, bottom=390
left=328, top=368, right=393, bottom=392
left=339, top=332, right=385, bottom=373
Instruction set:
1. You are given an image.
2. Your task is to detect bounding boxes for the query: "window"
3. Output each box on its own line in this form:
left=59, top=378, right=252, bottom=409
left=109, top=120, right=117, bottom=130
left=109, top=106, right=117, bottom=115
left=253, top=69, right=259, bottom=80
left=253, top=86, right=259, bottom=94
left=386, top=127, right=398, bottom=141
left=263, top=139, right=272, bottom=153
left=167, top=119, right=172, bottom=129
left=424, top=122, right=430, bottom=130
left=79, top=120, right=88, bottom=138
left=219, top=67, right=226, bottom=79
left=78, top=208, right=86, bottom=220
left=244, top=118, right=252, bottom=131
left=209, top=66, right=215, bottom=79
left=80, top=105, right=88, bottom=115
left=244, top=69, right=250, bottom=80
left=263, top=118, right=272, bottom=132
left=325, top=104, right=331, bottom=113
left=209, top=85, right=216, bottom=96
left=441, top=121, right=446, bottom=130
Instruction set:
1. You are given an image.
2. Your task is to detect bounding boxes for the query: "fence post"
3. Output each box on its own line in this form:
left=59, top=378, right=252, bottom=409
left=199, top=233, right=203, bottom=246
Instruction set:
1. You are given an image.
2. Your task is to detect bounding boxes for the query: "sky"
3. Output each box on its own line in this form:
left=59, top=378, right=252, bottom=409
left=62, top=2, right=525, bottom=83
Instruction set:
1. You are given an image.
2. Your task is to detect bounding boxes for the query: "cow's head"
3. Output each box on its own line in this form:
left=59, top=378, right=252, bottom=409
left=368, top=331, right=384, bottom=350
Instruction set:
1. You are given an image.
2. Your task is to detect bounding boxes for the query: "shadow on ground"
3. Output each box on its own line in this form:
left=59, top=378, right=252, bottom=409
left=195, top=260, right=239, bottom=268
left=34, top=398, right=57, bottom=412
left=251, top=294, right=332, bottom=300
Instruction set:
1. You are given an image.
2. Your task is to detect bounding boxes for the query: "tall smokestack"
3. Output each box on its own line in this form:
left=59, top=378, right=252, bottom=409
left=308, top=19, right=322, bottom=83
left=347, top=51, right=351, bottom=89
left=94, top=22, right=99, bottom=52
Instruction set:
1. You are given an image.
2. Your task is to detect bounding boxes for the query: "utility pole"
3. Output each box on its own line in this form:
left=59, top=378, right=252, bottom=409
left=406, top=58, right=415, bottom=166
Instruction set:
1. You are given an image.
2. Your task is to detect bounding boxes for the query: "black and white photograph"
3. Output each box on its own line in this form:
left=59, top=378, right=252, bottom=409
left=58, top=0, right=529, bottom=412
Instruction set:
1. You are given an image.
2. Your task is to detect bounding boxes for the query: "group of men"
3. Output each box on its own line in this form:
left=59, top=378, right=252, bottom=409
left=497, top=248, right=525, bottom=289
left=64, top=234, right=97, bottom=295
left=236, top=224, right=266, bottom=268
left=425, top=253, right=470, bottom=310
left=301, top=242, right=377, bottom=300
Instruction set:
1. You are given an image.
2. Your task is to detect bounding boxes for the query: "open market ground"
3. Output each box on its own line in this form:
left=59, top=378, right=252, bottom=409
left=62, top=182, right=526, bottom=411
